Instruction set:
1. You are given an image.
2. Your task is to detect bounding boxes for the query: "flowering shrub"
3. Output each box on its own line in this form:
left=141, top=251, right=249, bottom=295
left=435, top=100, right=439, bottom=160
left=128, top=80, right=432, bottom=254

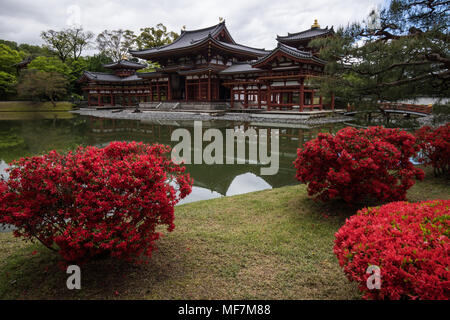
left=415, top=123, right=450, bottom=177
left=294, top=126, right=424, bottom=203
left=0, top=142, right=193, bottom=264
left=334, top=200, right=450, bottom=300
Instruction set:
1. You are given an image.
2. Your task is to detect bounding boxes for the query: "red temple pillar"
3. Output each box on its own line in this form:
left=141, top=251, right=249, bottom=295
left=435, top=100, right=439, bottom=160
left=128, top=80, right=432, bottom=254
left=267, top=82, right=271, bottom=111
left=311, top=90, right=315, bottom=110
left=97, top=94, right=101, bottom=106
left=150, top=83, right=153, bottom=102
left=168, top=76, right=172, bottom=101
left=331, top=93, right=335, bottom=110
left=257, top=84, right=261, bottom=109
left=319, top=95, right=323, bottom=110
left=88, top=93, right=91, bottom=107
left=216, top=80, right=219, bottom=100
left=207, top=72, right=211, bottom=101
left=230, top=87, right=234, bottom=108
left=299, top=79, right=304, bottom=112
left=185, top=78, right=189, bottom=102
left=244, top=85, right=248, bottom=108
left=157, top=81, right=160, bottom=101
left=198, top=77, right=201, bottom=101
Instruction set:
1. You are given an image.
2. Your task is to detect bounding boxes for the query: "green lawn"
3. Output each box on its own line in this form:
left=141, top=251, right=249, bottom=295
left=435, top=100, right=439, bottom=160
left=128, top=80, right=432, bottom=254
left=0, top=101, right=73, bottom=112
left=0, top=168, right=448, bottom=300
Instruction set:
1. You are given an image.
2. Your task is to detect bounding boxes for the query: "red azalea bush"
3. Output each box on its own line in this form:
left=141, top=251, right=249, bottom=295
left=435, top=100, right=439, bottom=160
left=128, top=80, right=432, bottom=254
left=415, top=123, right=450, bottom=177
left=0, top=141, right=192, bottom=264
left=294, top=126, right=424, bottom=203
left=334, top=200, right=450, bottom=300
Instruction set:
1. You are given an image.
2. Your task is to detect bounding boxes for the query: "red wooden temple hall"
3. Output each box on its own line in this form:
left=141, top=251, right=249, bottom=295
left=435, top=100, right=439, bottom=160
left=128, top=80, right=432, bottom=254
left=79, top=19, right=335, bottom=111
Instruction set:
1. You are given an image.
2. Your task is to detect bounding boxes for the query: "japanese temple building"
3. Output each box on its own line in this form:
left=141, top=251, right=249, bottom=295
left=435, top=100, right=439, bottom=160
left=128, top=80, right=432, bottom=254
left=79, top=20, right=335, bottom=111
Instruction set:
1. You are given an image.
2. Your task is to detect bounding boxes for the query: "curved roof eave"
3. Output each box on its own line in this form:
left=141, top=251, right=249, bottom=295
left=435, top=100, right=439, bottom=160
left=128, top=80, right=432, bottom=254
left=131, top=35, right=269, bottom=60
left=130, top=21, right=233, bottom=56
left=251, top=44, right=326, bottom=67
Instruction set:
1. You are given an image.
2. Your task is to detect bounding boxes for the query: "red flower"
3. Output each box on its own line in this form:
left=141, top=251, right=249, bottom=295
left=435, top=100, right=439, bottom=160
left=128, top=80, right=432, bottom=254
left=416, top=123, right=450, bottom=177
left=334, top=199, right=450, bottom=300
left=0, top=142, right=193, bottom=265
left=293, top=126, right=424, bottom=203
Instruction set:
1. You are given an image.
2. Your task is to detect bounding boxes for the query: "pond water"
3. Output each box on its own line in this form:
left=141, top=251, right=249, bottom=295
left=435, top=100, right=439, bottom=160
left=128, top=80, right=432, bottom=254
left=0, top=112, right=345, bottom=206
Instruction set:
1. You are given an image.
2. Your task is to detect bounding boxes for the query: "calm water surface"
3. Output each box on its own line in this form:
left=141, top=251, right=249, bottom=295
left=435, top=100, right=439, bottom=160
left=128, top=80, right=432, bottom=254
left=0, top=112, right=343, bottom=208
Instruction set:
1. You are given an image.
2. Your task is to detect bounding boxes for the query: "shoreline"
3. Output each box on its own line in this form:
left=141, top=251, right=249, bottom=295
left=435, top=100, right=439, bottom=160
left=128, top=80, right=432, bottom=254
left=71, top=108, right=354, bottom=125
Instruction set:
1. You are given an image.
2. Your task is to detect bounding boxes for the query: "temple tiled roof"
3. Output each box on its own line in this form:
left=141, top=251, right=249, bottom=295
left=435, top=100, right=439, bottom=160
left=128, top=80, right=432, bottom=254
left=276, top=26, right=334, bottom=42
left=216, top=41, right=269, bottom=56
left=80, top=71, right=147, bottom=83
left=177, top=64, right=225, bottom=75
left=130, top=21, right=269, bottom=58
left=137, top=71, right=167, bottom=78
left=252, top=43, right=326, bottom=66
left=220, top=62, right=263, bottom=74
left=103, top=60, right=147, bottom=70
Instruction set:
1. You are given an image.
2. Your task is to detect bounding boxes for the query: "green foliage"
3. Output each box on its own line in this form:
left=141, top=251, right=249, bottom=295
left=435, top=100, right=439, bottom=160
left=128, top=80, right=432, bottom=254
left=66, top=58, right=88, bottom=92
left=137, top=63, right=160, bottom=73
left=96, top=29, right=136, bottom=61
left=40, top=27, right=93, bottom=62
left=0, top=44, right=25, bottom=74
left=17, top=70, right=68, bottom=106
left=135, top=23, right=179, bottom=50
left=0, top=71, right=17, bottom=99
left=432, top=103, right=450, bottom=115
left=17, top=43, right=52, bottom=57
left=84, top=53, right=113, bottom=73
left=312, top=0, right=449, bottom=108
left=40, top=30, right=72, bottom=63
left=66, top=27, right=94, bottom=60
left=96, top=24, right=178, bottom=61
left=0, top=40, right=19, bottom=51
left=28, top=56, right=71, bottom=77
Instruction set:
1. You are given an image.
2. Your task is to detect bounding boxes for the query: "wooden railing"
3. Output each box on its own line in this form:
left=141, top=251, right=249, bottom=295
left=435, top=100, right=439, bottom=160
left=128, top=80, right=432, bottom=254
left=379, top=102, right=433, bottom=114
left=346, top=103, right=433, bottom=114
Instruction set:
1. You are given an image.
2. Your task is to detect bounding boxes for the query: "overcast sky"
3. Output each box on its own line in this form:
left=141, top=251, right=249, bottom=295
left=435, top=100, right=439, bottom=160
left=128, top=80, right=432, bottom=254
left=0, top=0, right=388, bottom=52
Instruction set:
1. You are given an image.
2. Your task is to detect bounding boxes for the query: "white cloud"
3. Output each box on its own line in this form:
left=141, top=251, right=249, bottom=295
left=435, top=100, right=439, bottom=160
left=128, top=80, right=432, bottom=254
left=0, top=0, right=387, bottom=50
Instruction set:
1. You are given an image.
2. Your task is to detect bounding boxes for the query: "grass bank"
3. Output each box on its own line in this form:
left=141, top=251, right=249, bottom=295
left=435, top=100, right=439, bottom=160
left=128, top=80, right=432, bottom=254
left=0, top=168, right=448, bottom=299
left=0, top=101, right=73, bottom=112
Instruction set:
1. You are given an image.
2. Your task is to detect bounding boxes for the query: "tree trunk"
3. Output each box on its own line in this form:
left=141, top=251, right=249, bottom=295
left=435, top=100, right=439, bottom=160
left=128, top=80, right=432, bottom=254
left=49, top=95, right=56, bottom=108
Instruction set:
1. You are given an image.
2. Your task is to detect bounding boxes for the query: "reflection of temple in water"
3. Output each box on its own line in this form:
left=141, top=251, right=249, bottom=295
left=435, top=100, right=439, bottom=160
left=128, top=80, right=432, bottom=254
left=85, top=117, right=337, bottom=197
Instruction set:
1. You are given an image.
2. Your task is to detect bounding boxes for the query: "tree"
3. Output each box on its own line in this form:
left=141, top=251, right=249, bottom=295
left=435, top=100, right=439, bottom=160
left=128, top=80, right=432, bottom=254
left=27, top=56, right=71, bottom=77
left=0, top=44, right=25, bottom=74
left=135, top=23, right=179, bottom=50
left=96, top=24, right=179, bottom=61
left=17, top=43, right=51, bottom=57
left=85, top=53, right=114, bottom=73
left=312, top=0, right=449, bottom=108
left=17, top=70, right=68, bottom=107
left=40, top=30, right=71, bottom=62
left=67, top=27, right=94, bottom=60
left=0, top=40, right=19, bottom=51
left=96, top=29, right=137, bottom=61
left=0, top=71, right=16, bottom=99
left=66, top=57, right=88, bottom=94
left=41, top=27, right=93, bottom=62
